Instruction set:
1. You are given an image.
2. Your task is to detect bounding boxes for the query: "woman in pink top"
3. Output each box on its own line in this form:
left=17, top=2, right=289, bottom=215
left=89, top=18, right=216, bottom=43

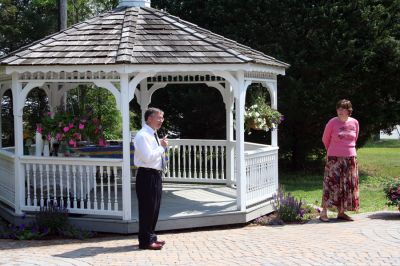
left=319, top=99, right=360, bottom=222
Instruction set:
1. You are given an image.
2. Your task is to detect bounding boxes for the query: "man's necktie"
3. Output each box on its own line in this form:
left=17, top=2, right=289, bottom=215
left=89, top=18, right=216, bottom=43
left=154, top=132, right=168, bottom=174
left=154, top=132, right=160, bottom=146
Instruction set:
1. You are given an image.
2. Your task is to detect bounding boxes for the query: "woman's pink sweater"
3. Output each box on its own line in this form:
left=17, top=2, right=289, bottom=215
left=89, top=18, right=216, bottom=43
left=322, top=117, right=359, bottom=157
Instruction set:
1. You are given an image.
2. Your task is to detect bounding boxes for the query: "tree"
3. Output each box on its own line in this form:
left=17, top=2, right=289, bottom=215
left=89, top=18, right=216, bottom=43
left=152, top=0, right=400, bottom=169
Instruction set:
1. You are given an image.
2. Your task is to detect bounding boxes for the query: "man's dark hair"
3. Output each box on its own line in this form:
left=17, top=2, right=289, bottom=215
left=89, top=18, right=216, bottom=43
left=144, top=107, right=164, bottom=122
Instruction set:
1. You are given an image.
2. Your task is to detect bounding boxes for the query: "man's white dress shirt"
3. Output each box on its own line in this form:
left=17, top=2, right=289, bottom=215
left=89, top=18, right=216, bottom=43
left=134, top=124, right=164, bottom=171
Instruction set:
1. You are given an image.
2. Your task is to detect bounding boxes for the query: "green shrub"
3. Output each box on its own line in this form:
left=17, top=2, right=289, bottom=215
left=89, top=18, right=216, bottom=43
left=384, top=178, right=400, bottom=208
left=35, top=203, right=69, bottom=235
left=273, top=188, right=319, bottom=223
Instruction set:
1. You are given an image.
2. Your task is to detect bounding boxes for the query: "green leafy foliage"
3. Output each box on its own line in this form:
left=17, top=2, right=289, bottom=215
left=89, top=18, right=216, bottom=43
left=153, top=0, right=400, bottom=169
left=35, top=203, right=69, bottom=235
left=272, top=187, right=317, bottom=223
left=245, top=96, right=283, bottom=132
left=384, top=178, right=400, bottom=207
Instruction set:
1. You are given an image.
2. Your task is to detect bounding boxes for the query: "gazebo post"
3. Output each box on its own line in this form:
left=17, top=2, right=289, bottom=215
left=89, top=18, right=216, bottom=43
left=234, top=73, right=250, bottom=211
left=266, top=81, right=278, bottom=147
left=139, top=79, right=149, bottom=126
left=225, top=83, right=235, bottom=187
left=0, top=84, right=5, bottom=148
left=120, top=73, right=132, bottom=220
left=11, top=73, right=24, bottom=215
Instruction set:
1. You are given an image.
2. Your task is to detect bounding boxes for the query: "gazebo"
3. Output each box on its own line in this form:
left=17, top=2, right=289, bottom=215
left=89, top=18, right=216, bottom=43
left=0, top=0, right=289, bottom=233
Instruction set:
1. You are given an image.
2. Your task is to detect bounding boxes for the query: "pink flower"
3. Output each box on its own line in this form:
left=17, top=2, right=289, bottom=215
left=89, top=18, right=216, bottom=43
left=47, top=133, right=51, bottom=141
left=69, top=139, right=76, bottom=148
left=397, top=187, right=400, bottom=194
left=95, top=127, right=99, bottom=134
left=36, top=124, right=42, bottom=134
left=69, top=123, right=74, bottom=129
left=73, top=133, right=81, bottom=140
left=63, top=127, right=70, bottom=133
left=98, top=138, right=105, bottom=147
left=79, top=123, right=84, bottom=130
left=93, top=118, right=98, bottom=125
left=56, top=133, right=62, bottom=141
left=47, top=112, right=52, bottom=117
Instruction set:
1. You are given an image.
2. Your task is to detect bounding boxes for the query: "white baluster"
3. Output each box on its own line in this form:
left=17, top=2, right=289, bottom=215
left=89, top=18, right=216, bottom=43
left=79, top=165, right=84, bottom=209
left=45, top=165, right=50, bottom=205
left=188, top=145, right=192, bottom=178
left=199, top=146, right=203, bottom=179
left=221, top=146, right=225, bottom=180
left=100, top=166, right=104, bottom=210
left=93, top=166, right=98, bottom=210
left=216, top=146, right=219, bottom=179
left=107, top=166, right=111, bottom=210
left=39, top=164, right=44, bottom=206
left=52, top=165, right=57, bottom=203
left=25, top=164, right=31, bottom=206
left=72, top=165, right=77, bottom=208
left=113, top=166, right=118, bottom=211
left=183, top=145, right=187, bottom=178
left=171, top=146, right=176, bottom=177
left=66, top=166, right=70, bottom=208
left=32, top=164, right=37, bottom=206
left=210, top=146, right=214, bottom=179
left=59, top=165, right=64, bottom=207
left=177, top=146, right=181, bottom=178
left=86, top=166, right=91, bottom=209
left=193, top=146, right=197, bottom=179
left=204, top=146, right=208, bottom=179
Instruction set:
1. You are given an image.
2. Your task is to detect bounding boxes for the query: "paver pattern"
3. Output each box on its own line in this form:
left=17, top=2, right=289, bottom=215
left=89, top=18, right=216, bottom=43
left=0, top=211, right=399, bottom=266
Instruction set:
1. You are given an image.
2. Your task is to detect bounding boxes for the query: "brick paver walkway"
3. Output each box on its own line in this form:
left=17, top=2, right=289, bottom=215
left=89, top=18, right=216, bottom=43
left=0, top=211, right=399, bottom=265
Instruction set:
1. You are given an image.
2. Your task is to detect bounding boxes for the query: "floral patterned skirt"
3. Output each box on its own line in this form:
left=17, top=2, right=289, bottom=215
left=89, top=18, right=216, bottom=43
left=322, top=156, right=360, bottom=211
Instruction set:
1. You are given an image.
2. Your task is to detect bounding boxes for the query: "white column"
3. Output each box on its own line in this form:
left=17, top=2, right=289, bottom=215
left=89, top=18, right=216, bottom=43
left=12, top=73, right=24, bottom=215
left=268, top=81, right=278, bottom=147
left=225, top=83, right=235, bottom=187
left=0, top=85, right=4, bottom=148
left=234, top=73, right=248, bottom=211
left=139, top=80, right=149, bottom=126
left=120, top=73, right=132, bottom=220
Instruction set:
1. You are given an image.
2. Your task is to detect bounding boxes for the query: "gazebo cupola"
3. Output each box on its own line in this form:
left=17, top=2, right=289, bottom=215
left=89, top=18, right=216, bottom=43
left=119, top=0, right=151, bottom=7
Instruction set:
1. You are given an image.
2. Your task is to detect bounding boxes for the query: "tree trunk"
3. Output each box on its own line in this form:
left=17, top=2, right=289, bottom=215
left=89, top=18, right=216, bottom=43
left=59, top=0, right=67, bottom=31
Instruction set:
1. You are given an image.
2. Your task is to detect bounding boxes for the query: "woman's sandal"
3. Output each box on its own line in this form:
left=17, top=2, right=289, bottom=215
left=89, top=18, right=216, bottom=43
left=337, top=213, right=354, bottom=221
left=319, top=215, right=329, bottom=222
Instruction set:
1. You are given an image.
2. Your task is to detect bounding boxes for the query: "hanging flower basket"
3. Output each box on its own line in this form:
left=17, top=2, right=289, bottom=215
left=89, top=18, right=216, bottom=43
left=244, top=97, right=283, bottom=132
left=37, top=108, right=105, bottom=148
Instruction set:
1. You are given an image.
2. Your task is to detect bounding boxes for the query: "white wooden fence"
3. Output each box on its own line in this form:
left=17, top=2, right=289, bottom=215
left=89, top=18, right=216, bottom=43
left=244, top=143, right=279, bottom=206
left=0, top=139, right=279, bottom=216
left=20, top=156, right=123, bottom=216
left=0, top=149, right=15, bottom=208
left=165, top=139, right=228, bottom=183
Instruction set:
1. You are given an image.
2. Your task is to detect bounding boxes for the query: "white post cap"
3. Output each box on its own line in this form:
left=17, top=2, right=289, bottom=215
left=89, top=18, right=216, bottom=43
left=118, top=0, right=151, bottom=7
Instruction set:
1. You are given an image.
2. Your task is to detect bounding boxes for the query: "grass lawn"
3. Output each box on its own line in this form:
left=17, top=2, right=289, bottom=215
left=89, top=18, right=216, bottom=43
left=280, top=139, right=400, bottom=213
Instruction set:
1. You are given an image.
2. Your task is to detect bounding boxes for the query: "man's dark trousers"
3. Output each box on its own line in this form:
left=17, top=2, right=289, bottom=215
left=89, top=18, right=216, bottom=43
left=136, top=167, right=162, bottom=248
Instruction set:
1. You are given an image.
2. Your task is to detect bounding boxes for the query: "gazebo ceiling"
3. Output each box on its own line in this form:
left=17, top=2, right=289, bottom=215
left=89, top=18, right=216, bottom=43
left=0, top=6, right=288, bottom=68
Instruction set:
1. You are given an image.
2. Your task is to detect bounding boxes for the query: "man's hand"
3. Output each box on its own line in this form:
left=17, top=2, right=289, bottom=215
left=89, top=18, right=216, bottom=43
left=161, top=136, right=168, bottom=148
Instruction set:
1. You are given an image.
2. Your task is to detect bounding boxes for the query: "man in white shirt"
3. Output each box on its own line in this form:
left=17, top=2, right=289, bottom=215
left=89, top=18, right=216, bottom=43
left=134, top=107, right=168, bottom=250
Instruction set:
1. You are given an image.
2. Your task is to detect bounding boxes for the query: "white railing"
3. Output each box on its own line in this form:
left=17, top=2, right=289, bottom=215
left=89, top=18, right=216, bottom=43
left=0, top=149, right=15, bottom=208
left=20, top=156, right=123, bottom=216
left=244, top=144, right=279, bottom=206
left=165, top=139, right=228, bottom=184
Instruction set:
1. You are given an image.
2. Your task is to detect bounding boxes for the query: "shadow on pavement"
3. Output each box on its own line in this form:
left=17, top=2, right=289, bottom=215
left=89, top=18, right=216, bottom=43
left=54, top=244, right=140, bottom=258
left=367, top=212, right=400, bottom=220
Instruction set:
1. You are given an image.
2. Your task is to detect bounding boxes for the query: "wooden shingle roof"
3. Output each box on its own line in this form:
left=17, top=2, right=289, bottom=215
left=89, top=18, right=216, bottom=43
left=0, top=6, right=289, bottom=68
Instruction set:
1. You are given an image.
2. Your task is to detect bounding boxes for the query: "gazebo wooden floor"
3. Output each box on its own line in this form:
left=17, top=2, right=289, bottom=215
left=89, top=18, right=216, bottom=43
left=68, top=183, right=273, bottom=234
